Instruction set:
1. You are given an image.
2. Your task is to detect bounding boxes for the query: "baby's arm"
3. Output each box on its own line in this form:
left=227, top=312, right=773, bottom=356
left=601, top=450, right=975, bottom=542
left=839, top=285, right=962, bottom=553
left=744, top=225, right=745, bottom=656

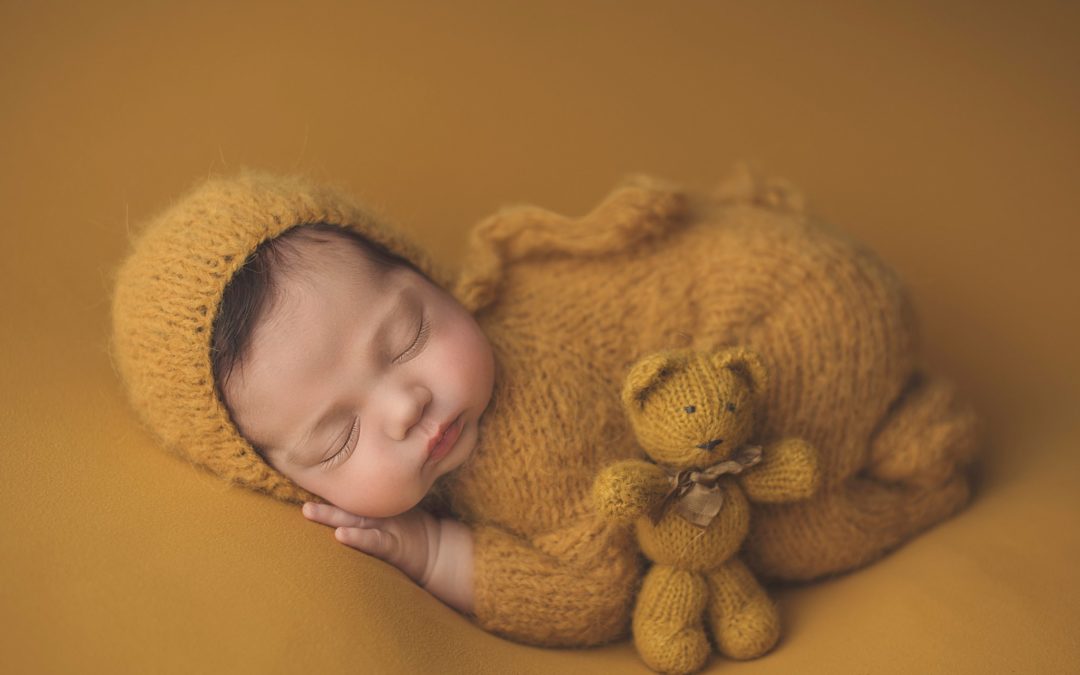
left=306, top=506, right=640, bottom=646
left=302, top=503, right=474, bottom=615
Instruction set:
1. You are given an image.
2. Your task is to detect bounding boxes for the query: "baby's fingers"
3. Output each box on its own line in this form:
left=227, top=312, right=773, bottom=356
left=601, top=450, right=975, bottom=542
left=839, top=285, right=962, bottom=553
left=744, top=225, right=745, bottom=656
left=335, top=527, right=401, bottom=562
left=302, top=502, right=381, bottom=529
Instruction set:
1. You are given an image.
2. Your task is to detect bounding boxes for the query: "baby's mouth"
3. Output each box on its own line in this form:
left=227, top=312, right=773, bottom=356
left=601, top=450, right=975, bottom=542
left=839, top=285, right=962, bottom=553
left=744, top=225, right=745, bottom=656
left=425, top=414, right=464, bottom=465
left=696, top=438, right=723, bottom=451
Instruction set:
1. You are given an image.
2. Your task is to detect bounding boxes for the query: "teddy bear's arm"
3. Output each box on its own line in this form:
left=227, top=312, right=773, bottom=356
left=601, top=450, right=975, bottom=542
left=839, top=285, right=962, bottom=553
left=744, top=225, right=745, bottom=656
left=592, top=459, right=670, bottom=524
left=738, top=438, right=821, bottom=503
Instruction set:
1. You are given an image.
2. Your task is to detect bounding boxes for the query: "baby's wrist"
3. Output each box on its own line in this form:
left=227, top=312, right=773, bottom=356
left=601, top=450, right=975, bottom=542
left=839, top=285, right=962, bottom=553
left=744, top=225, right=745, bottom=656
left=422, top=517, right=475, bottom=615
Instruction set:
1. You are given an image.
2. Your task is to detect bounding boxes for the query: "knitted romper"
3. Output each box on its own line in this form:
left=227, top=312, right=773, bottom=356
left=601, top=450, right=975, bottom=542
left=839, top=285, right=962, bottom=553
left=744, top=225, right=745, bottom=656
left=446, top=166, right=977, bottom=646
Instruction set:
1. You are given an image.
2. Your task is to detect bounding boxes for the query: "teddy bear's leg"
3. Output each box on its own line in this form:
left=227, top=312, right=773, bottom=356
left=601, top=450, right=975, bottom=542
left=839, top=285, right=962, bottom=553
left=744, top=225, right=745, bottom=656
left=866, top=370, right=980, bottom=488
left=743, top=471, right=970, bottom=581
left=704, top=557, right=780, bottom=660
left=633, top=565, right=711, bottom=675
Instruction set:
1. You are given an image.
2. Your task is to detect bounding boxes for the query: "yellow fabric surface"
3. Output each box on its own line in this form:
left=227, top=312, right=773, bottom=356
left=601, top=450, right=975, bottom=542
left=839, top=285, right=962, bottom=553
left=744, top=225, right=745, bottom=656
left=2, top=2, right=1077, bottom=673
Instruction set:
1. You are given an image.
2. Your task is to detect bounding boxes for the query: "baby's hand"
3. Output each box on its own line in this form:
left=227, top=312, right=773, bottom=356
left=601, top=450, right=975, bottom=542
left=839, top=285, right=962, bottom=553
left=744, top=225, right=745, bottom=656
left=302, top=502, right=475, bottom=614
left=302, top=502, right=439, bottom=587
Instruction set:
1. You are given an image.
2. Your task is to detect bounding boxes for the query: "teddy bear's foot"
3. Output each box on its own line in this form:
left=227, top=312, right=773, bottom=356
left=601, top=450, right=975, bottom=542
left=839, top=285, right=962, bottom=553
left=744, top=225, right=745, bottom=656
left=705, top=557, right=780, bottom=660
left=633, top=565, right=711, bottom=675
left=866, top=370, right=980, bottom=488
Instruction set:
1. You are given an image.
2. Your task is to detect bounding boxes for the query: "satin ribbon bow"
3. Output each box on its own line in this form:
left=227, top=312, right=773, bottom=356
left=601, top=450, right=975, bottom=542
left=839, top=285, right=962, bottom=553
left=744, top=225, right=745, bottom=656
left=648, top=444, right=763, bottom=528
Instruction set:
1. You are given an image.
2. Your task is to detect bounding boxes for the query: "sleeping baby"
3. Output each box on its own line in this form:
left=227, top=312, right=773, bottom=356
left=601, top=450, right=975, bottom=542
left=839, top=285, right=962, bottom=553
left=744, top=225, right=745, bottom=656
left=111, top=164, right=979, bottom=646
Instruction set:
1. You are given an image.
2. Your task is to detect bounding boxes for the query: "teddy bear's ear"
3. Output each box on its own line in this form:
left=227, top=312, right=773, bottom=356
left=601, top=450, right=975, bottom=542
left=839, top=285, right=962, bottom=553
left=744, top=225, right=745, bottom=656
left=622, top=350, right=691, bottom=410
left=710, top=347, right=769, bottom=399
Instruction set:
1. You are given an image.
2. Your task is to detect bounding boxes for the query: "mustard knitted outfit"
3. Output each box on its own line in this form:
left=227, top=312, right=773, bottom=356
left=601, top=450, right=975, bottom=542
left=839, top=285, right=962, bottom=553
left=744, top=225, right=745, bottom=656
left=111, top=165, right=980, bottom=649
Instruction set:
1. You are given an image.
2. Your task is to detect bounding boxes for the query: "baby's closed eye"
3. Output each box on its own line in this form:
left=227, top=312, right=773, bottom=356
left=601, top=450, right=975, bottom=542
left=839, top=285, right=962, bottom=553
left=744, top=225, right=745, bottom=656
left=393, top=314, right=431, bottom=364
left=323, top=416, right=361, bottom=469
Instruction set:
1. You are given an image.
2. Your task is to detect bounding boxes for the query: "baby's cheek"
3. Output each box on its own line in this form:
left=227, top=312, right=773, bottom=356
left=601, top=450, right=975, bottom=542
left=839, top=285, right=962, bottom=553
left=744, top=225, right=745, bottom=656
left=465, top=322, right=496, bottom=390
left=442, top=322, right=493, bottom=390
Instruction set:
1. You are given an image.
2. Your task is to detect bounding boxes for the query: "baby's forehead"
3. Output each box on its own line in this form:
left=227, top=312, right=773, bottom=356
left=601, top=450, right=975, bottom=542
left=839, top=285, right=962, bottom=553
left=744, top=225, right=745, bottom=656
left=263, top=238, right=396, bottom=325
left=264, top=231, right=404, bottom=313
left=275, top=227, right=385, bottom=280
left=228, top=223, right=445, bottom=368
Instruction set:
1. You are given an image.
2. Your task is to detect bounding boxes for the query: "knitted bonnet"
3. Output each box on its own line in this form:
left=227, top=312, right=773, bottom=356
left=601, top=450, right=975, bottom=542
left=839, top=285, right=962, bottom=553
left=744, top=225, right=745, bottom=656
left=111, top=170, right=446, bottom=503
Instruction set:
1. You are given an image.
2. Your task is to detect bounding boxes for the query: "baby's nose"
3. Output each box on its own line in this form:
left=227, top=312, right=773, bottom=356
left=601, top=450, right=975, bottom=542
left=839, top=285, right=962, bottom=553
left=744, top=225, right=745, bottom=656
left=385, top=385, right=432, bottom=440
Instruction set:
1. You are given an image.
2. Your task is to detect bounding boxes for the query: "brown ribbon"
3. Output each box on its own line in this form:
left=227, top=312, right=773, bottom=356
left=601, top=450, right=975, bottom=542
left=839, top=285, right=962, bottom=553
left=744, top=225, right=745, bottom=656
left=647, top=445, right=763, bottom=528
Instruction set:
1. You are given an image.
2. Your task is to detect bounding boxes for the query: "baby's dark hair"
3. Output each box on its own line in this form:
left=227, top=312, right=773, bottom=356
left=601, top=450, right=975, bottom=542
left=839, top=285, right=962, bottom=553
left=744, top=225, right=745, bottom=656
left=210, top=222, right=419, bottom=395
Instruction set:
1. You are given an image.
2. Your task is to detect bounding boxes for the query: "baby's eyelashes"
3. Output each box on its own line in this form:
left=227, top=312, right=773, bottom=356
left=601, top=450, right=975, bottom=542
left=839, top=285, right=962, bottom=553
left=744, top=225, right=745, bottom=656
left=393, top=314, right=431, bottom=364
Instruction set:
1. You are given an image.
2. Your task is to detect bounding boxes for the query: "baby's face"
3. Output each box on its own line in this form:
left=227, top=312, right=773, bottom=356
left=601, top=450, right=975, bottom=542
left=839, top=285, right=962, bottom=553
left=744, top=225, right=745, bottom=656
left=223, top=233, right=495, bottom=517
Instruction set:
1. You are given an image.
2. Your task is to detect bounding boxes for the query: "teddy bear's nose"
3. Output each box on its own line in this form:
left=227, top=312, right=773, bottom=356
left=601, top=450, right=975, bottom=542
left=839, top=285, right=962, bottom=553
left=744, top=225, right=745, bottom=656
left=696, top=438, right=723, bottom=451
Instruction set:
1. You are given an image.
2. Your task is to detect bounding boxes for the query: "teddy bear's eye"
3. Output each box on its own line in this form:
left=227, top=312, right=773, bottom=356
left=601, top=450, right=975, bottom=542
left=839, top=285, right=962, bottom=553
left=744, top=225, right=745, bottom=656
left=684, top=405, right=696, bottom=414
left=726, top=402, right=736, bottom=412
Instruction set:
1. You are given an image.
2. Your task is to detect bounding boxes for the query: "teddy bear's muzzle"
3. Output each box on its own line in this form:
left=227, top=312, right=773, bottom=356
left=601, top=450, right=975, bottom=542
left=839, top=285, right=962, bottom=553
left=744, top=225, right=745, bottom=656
left=696, top=438, right=724, bottom=451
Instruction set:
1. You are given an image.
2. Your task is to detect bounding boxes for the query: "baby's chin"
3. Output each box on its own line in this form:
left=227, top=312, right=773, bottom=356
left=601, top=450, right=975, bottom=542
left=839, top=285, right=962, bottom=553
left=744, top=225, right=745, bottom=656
left=336, top=494, right=424, bottom=519
left=358, top=477, right=446, bottom=519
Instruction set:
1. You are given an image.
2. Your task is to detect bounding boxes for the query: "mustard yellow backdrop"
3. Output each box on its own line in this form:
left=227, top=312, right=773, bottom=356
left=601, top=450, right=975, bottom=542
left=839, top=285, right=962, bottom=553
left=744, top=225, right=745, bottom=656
left=2, top=1, right=1077, bottom=673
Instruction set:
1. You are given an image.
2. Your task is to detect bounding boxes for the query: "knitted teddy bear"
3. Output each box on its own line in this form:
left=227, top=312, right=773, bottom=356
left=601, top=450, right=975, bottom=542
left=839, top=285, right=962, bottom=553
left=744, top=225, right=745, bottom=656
left=593, top=347, right=822, bottom=674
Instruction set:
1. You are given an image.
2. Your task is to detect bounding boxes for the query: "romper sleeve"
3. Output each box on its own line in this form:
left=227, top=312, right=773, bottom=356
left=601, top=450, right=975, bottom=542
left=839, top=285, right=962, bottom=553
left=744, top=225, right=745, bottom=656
left=468, top=516, right=643, bottom=647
